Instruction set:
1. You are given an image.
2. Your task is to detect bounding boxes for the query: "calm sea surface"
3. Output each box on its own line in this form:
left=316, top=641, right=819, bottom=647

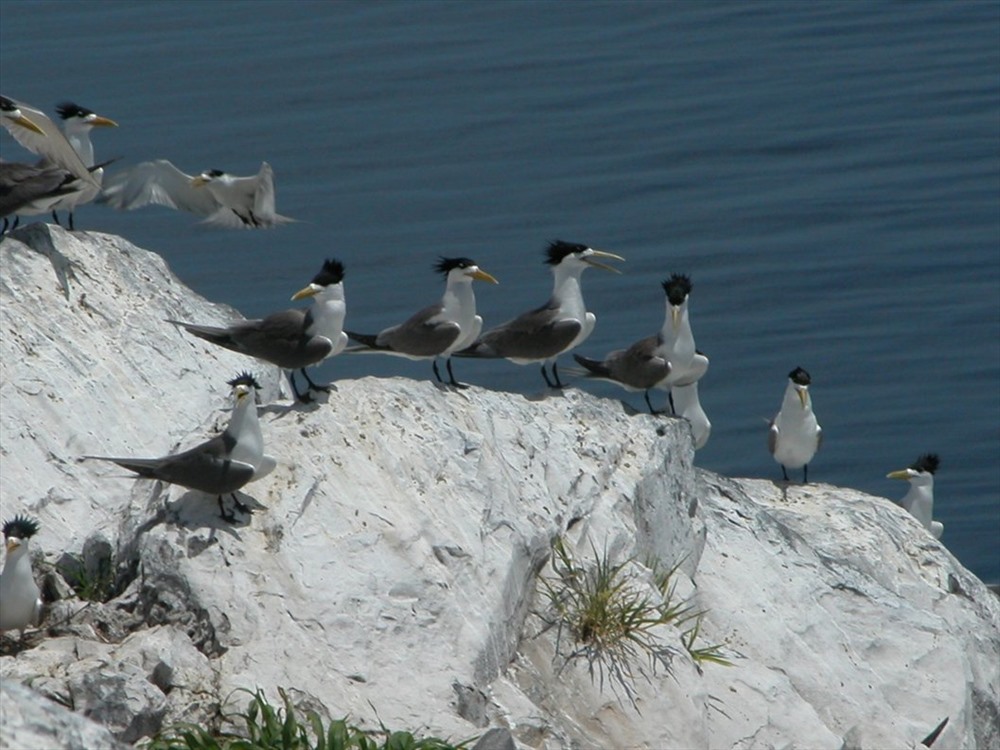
left=2, top=1, right=997, bottom=584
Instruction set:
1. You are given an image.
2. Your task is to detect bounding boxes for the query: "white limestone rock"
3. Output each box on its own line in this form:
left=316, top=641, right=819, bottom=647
left=0, top=225, right=997, bottom=749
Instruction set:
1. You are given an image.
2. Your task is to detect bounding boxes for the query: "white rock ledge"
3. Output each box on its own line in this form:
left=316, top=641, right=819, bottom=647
left=0, top=225, right=997, bottom=749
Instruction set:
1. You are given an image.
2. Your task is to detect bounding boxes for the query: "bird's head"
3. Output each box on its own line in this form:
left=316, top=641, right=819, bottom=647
left=662, top=274, right=692, bottom=327
left=2, top=514, right=40, bottom=553
left=228, top=371, right=261, bottom=404
left=55, top=102, right=118, bottom=129
left=292, top=259, right=346, bottom=301
left=546, top=240, right=624, bottom=274
left=887, top=453, right=939, bottom=485
left=435, top=257, right=498, bottom=285
left=0, top=97, right=45, bottom=135
left=191, top=169, right=226, bottom=188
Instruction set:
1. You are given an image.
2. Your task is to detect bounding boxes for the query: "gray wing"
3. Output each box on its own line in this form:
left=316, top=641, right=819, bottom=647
left=1, top=101, right=97, bottom=186
left=0, top=161, right=78, bottom=217
left=606, top=336, right=670, bottom=389
left=473, top=302, right=581, bottom=360
left=91, top=434, right=255, bottom=495
left=172, top=310, right=331, bottom=369
left=377, top=303, right=462, bottom=357
left=99, top=160, right=221, bottom=216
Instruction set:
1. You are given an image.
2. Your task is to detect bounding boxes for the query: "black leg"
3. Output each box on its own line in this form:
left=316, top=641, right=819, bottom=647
left=644, top=390, right=657, bottom=414
left=445, top=358, right=467, bottom=388
left=289, top=371, right=313, bottom=403
left=541, top=364, right=556, bottom=389
left=803, top=465, right=809, bottom=484
left=51, top=210, right=62, bottom=226
left=300, top=368, right=330, bottom=393
left=551, top=361, right=565, bottom=388
left=68, top=212, right=75, bottom=231
left=231, top=493, right=250, bottom=514
left=432, top=360, right=444, bottom=383
left=781, top=465, right=789, bottom=482
left=667, top=391, right=676, bottom=416
left=2, top=217, right=8, bottom=234
left=217, top=496, right=236, bottom=523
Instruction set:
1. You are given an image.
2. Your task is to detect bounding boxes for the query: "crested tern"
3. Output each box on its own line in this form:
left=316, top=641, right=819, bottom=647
left=670, top=351, right=711, bottom=449
left=768, top=366, right=822, bottom=482
left=100, top=160, right=293, bottom=228
left=170, top=259, right=347, bottom=403
left=572, top=338, right=669, bottom=413
left=653, top=274, right=698, bottom=411
left=0, top=99, right=116, bottom=229
left=86, top=373, right=271, bottom=522
left=0, top=515, right=43, bottom=637
left=887, top=453, right=942, bottom=539
left=0, top=97, right=45, bottom=136
left=345, top=257, right=498, bottom=387
left=0, top=160, right=80, bottom=231
left=456, top=240, right=624, bottom=388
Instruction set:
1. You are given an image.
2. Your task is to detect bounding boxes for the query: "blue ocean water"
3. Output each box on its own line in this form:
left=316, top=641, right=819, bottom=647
left=2, top=1, right=997, bottom=584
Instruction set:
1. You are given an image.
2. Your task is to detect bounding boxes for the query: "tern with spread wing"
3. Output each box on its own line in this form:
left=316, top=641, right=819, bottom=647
left=100, top=160, right=293, bottom=228
left=456, top=240, right=624, bottom=388
left=0, top=515, right=43, bottom=637
left=170, top=259, right=346, bottom=403
left=0, top=99, right=116, bottom=229
left=887, top=453, right=942, bottom=539
left=86, top=373, right=272, bottom=522
left=346, top=257, right=498, bottom=387
left=768, top=367, right=822, bottom=483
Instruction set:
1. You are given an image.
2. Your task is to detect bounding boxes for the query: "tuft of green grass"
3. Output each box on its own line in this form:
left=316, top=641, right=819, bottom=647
left=142, top=687, right=472, bottom=750
left=60, top=552, right=116, bottom=603
left=540, top=538, right=732, bottom=708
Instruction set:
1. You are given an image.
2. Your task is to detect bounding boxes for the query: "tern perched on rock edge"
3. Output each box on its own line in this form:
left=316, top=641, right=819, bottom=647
left=571, top=340, right=670, bottom=413
left=456, top=240, right=624, bottom=388
left=887, top=453, right=943, bottom=539
left=100, top=160, right=294, bottom=228
left=651, top=274, right=700, bottom=414
left=170, top=259, right=347, bottom=403
left=0, top=161, right=80, bottom=230
left=85, top=373, right=273, bottom=522
left=0, top=515, right=43, bottom=638
left=0, top=98, right=116, bottom=230
left=768, top=366, right=822, bottom=483
left=345, top=257, right=498, bottom=388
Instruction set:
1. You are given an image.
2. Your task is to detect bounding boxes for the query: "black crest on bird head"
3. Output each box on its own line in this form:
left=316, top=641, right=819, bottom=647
left=910, top=453, right=940, bottom=474
left=204, top=169, right=225, bottom=178
left=435, top=257, right=476, bottom=276
left=662, top=274, right=692, bottom=305
left=1, top=96, right=17, bottom=112
left=545, top=240, right=589, bottom=265
left=312, top=258, right=345, bottom=286
left=55, top=101, right=93, bottom=120
left=228, top=371, right=261, bottom=390
left=788, top=366, right=811, bottom=386
left=2, top=515, right=40, bottom=540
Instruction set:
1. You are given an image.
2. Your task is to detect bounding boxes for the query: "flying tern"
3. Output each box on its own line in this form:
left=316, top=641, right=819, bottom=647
left=86, top=373, right=272, bottom=522
left=0, top=99, right=116, bottom=229
left=768, top=366, right=822, bottom=482
left=100, top=160, right=293, bottom=228
left=0, top=515, right=43, bottom=637
left=170, top=259, right=347, bottom=403
left=887, top=453, right=942, bottom=539
left=456, top=240, right=624, bottom=388
left=346, top=257, right=498, bottom=387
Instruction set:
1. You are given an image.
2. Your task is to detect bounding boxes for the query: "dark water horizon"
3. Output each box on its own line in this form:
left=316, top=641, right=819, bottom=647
left=2, top=0, right=997, bottom=584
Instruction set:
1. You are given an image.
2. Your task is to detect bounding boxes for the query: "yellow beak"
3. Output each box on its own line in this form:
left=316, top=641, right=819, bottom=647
left=90, top=115, right=118, bottom=128
left=584, top=249, right=626, bottom=274
left=886, top=469, right=910, bottom=480
left=291, top=284, right=320, bottom=301
left=471, top=269, right=499, bottom=284
left=15, top=114, right=45, bottom=136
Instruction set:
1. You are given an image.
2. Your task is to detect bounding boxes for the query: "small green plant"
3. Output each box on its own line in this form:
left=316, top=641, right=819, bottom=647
left=60, top=552, right=116, bottom=602
left=540, top=539, right=733, bottom=708
left=143, top=687, right=472, bottom=750
left=540, top=537, right=678, bottom=709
